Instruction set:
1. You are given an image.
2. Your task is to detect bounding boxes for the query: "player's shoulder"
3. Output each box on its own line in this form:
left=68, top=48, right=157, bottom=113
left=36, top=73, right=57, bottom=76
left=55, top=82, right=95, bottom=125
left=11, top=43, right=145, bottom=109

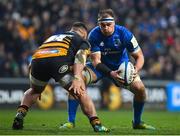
left=115, top=25, right=133, bottom=40
left=115, top=25, right=130, bottom=33
left=89, top=26, right=101, bottom=37
left=90, top=26, right=101, bottom=32
left=64, top=31, right=83, bottom=42
left=64, top=31, right=78, bottom=38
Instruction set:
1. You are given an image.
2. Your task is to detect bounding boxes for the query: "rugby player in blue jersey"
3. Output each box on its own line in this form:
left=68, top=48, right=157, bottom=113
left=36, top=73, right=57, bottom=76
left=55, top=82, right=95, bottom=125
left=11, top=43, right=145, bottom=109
left=60, top=9, right=155, bottom=130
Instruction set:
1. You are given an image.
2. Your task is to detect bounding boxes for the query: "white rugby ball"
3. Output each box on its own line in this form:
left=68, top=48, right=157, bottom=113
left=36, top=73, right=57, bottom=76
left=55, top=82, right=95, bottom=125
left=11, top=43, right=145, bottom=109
left=118, top=61, right=135, bottom=85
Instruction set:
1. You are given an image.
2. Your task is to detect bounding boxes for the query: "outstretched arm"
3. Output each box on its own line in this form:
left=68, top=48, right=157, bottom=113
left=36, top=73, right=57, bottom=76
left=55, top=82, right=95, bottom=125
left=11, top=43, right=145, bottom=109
left=69, top=49, right=89, bottom=95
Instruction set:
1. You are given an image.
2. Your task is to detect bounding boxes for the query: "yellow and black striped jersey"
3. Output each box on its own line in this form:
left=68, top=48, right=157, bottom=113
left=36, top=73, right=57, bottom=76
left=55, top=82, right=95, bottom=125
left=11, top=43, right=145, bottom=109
left=32, top=32, right=91, bottom=61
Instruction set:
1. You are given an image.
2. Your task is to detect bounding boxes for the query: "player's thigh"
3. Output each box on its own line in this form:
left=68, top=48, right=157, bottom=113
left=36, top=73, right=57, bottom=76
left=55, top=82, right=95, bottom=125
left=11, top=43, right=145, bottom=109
left=30, top=59, right=50, bottom=93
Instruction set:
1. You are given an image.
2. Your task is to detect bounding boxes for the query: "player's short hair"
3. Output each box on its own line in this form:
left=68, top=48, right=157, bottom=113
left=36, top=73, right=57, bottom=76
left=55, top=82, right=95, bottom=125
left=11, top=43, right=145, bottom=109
left=72, top=22, right=88, bottom=32
left=98, top=9, right=115, bottom=20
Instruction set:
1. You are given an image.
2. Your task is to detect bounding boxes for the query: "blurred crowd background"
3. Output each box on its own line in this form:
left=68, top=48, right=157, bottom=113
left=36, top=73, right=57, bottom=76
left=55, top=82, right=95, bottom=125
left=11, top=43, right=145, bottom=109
left=0, top=0, right=179, bottom=80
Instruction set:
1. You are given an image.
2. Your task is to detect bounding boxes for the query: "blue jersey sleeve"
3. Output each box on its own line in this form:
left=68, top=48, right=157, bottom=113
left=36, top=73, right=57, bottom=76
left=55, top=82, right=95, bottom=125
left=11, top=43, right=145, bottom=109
left=88, top=29, right=101, bottom=52
left=122, top=27, right=140, bottom=53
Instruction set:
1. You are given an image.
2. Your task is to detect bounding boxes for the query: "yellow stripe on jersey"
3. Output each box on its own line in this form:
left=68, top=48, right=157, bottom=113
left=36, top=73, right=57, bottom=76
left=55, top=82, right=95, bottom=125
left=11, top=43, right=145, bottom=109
left=64, top=37, right=71, bottom=43
left=39, top=42, right=69, bottom=49
left=32, top=48, right=68, bottom=59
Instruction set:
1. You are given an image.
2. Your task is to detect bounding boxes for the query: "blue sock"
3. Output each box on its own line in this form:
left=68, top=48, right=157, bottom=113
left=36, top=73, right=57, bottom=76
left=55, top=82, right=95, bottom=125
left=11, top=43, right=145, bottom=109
left=68, top=99, right=79, bottom=124
left=133, top=100, right=145, bottom=125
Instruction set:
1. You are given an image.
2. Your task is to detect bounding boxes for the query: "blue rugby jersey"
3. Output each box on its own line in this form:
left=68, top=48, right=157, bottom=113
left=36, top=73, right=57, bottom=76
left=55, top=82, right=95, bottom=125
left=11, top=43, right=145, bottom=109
left=88, top=25, right=140, bottom=70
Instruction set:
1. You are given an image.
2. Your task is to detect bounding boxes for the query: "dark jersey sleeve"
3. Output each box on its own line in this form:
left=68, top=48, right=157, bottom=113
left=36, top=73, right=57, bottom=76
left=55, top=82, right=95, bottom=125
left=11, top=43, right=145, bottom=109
left=79, top=40, right=91, bottom=50
left=72, top=33, right=91, bottom=50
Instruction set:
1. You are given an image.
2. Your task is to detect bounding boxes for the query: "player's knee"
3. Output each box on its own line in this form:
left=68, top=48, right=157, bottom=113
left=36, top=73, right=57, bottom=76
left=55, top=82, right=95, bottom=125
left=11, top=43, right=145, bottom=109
left=24, top=88, right=32, bottom=96
left=31, top=84, right=45, bottom=94
left=24, top=88, right=42, bottom=96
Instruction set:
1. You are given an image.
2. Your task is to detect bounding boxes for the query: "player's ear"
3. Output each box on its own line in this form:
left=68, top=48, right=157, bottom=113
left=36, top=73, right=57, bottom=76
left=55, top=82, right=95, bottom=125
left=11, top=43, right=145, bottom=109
left=112, top=21, right=115, bottom=25
left=81, top=29, right=87, bottom=39
left=97, top=20, right=100, bottom=25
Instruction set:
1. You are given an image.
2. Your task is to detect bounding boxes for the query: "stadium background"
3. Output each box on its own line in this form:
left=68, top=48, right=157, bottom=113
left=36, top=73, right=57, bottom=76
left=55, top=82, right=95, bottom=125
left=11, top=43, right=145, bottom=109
left=0, top=0, right=180, bottom=130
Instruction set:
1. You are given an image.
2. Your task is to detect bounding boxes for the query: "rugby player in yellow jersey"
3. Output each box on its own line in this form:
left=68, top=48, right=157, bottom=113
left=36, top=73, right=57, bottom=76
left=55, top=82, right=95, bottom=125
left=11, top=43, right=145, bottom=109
left=12, top=22, right=109, bottom=132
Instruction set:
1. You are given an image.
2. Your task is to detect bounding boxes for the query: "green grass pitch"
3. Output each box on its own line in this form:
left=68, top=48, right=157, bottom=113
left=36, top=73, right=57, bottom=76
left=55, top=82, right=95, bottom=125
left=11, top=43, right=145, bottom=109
left=0, top=109, right=180, bottom=135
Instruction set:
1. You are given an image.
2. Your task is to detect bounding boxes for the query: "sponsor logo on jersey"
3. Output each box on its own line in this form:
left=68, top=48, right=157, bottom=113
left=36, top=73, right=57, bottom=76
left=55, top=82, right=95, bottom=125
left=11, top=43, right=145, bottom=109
left=39, top=49, right=59, bottom=54
left=58, top=65, right=68, bottom=73
left=50, top=49, right=59, bottom=53
left=113, top=35, right=121, bottom=47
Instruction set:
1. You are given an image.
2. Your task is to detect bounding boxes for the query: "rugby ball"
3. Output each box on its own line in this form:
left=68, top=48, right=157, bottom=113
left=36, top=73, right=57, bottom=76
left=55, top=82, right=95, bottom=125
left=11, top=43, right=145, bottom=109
left=118, top=61, right=135, bottom=85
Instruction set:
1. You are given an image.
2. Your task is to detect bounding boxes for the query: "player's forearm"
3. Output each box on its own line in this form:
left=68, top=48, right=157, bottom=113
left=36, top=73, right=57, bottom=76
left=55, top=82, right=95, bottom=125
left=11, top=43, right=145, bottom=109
left=91, top=52, right=101, bottom=67
left=74, top=49, right=88, bottom=78
left=91, top=52, right=112, bottom=76
left=96, top=63, right=112, bottom=76
left=73, top=63, right=84, bottom=78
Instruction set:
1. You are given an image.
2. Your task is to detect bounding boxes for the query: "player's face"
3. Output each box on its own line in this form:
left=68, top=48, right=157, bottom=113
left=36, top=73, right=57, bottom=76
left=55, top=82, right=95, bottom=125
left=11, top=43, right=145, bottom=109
left=99, top=21, right=115, bottom=36
left=75, top=29, right=87, bottom=39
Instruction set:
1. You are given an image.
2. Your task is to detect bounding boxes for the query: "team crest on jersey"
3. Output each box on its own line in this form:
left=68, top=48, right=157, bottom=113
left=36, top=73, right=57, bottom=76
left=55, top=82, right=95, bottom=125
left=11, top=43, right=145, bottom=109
left=113, top=35, right=121, bottom=47
left=58, top=65, right=68, bottom=73
left=99, top=41, right=104, bottom=46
